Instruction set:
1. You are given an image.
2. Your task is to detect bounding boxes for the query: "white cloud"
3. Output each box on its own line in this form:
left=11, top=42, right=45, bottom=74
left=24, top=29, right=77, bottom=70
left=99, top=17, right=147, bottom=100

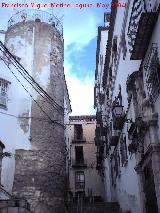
left=0, top=4, right=102, bottom=115
left=62, top=9, right=102, bottom=115
left=65, top=62, right=95, bottom=115
left=63, top=9, right=101, bottom=50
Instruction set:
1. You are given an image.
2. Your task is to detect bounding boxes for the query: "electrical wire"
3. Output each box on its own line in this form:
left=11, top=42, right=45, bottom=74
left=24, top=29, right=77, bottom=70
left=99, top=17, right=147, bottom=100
left=0, top=41, right=64, bottom=113
left=6, top=64, right=64, bottom=128
left=0, top=45, right=63, bottom=113
left=0, top=111, right=61, bottom=124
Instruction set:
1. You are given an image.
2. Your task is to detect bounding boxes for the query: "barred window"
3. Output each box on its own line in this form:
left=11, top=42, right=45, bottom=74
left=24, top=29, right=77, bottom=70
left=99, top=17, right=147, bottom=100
left=75, top=171, right=85, bottom=190
left=0, top=78, right=10, bottom=109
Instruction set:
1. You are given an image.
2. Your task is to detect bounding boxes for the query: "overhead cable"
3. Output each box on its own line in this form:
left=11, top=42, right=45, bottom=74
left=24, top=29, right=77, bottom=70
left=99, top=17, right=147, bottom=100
left=2, top=55, right=64, bottom=128
left=0, top=41, right=64, bottom=113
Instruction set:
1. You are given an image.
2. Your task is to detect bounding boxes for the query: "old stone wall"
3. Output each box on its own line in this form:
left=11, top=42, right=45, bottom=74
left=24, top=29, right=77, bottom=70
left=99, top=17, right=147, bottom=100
left=13, top=150, right=67, bottom=213
left=5, top=18, right=66, bottom=213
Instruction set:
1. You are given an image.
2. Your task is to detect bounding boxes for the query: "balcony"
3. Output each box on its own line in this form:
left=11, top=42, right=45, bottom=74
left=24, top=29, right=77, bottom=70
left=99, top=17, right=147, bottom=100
left=95, top=136, right=105, bottom=147
left=128, top=122, right=137, bottom=140
left=75, top=182, right=85, bottom=190
left=112, top=115, right=125, bottom=130
left=126, top=71, right=139, bottom=93
left=128, top=0, right=158, bottom=60
left=128, top=139, right=138, bottom=154
left=72, top=137, right=86, bottom=143
left=96, top=152, right=104, bottom=172
left=144, top=43, right=160, bottom=103
left=99, top=93, right=105, bottom=105
left=112, top=105, right=125, bottom=130
left=72, top=159, right=87, bottom=168
left=96, top=111, right=102, bottom=125
left=110, top=130, right=120, bottom=146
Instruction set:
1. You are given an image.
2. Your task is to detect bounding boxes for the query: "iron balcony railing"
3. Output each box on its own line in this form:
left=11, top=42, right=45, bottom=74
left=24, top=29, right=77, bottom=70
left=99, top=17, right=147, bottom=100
left=8, top=9, right=63, bottom=37
left=144, top=43, right=160, bottom=103
left=75, top=182, right=85, bottom=190
left=110, top=130, right=120, bottom=146
left=72, top=137, right=86, bottom=143
left=128, top=0, right=144, bottom=37
left=127, top=0, right=158, bottom=59
left=72, top=159, right=87, bottom=168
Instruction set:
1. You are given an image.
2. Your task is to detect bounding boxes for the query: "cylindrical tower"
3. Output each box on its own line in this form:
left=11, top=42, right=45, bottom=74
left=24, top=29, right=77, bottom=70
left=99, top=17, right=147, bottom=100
left=4, top=10, right=66, bottom=213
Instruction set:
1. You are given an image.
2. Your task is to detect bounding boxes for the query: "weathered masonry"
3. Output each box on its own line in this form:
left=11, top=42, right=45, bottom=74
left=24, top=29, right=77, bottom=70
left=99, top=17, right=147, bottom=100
left=0, top=9, right=71, bottom=213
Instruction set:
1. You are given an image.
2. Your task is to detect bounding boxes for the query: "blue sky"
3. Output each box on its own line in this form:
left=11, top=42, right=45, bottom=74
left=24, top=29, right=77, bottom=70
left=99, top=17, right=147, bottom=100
left=0, top=0, right=109, bottom=115
left=66, top=38, right=96, bottom=80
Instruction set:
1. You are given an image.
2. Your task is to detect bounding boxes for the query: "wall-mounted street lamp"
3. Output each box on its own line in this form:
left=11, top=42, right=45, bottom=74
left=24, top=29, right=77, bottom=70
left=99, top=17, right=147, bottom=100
left=112, top=105, right=124, bottom=117
left=111, top=104, right=133, bottom=131
left=112, top=105, right=133, bottom=124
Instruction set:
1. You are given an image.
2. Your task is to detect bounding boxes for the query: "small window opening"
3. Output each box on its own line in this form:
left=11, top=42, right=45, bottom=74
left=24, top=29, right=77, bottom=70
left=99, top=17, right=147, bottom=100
left=75, top=146, right=84, bottom=164
left=74, top=124, right=83, bottom=140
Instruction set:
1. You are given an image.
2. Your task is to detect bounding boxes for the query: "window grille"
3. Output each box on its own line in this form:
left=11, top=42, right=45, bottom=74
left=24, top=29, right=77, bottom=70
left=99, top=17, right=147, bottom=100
left=144, top=43, right=160, bottom=103
left=75, top=171, right=85, bottom=189
left=0, top=79, right=9, bottom=108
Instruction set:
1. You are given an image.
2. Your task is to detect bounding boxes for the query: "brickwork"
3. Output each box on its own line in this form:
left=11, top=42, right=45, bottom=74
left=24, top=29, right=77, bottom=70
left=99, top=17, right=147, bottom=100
left=13, top=150, right=66, bottom=213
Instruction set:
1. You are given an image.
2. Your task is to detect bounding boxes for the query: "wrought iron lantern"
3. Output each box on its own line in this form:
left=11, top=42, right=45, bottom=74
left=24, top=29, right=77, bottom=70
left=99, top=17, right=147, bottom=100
left=112, top=105, right=125, bottom=130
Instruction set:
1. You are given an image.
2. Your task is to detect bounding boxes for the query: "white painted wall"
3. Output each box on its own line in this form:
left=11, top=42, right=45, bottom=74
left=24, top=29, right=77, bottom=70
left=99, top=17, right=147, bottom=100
left=103, top=0, right=143, bottom=212
left=0, top=31, right=5, bottom=43
left=0, top=55, right=32, bottom=196
left=96, top=0, right=160, bottom=212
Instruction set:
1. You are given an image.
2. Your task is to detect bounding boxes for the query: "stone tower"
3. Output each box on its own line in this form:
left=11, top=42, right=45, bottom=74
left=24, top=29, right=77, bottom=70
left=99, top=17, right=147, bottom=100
left=4, top=10, right=66, bottom=213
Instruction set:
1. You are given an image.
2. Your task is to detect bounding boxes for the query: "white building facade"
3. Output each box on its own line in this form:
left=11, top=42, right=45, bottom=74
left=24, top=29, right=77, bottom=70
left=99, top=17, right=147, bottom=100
left=94, top=1, right=160, bottom=213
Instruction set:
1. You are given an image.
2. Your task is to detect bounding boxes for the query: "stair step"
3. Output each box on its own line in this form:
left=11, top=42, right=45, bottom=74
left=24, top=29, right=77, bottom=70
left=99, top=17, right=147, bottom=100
left=69, top=202, right=119, bottom=213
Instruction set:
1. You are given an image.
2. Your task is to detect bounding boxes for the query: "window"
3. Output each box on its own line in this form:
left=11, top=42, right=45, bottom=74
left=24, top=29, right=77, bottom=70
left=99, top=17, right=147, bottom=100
left=0, top=78, right=10, bottom=109
left=121, top=33, right=127, bottom=60
left=75, top=146, right=84, bottom=164
left=0, top=140, right=5, bottom=183
left=99, top=93, right=105, bottom=105
left=112, top=37, right=117, bottom=53
left=100, top=54, right=103, bottom=66
left=75, top=171, right=85, bottom=189
left=74, top=124, right=83, bottom=140
left=109, top=68, right=112, bottom=82
left=120, top=134, right=128, bottom=166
